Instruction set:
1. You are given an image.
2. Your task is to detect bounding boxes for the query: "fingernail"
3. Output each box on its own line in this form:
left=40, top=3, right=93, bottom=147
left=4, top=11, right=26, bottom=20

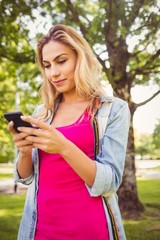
left=21, top=116, right=26, bottom=120
left=17, top=127, right=21, bottom=131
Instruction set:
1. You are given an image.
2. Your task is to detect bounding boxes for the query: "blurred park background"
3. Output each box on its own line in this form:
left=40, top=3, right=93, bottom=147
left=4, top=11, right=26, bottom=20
left=0, top=0, right=160, bottom=239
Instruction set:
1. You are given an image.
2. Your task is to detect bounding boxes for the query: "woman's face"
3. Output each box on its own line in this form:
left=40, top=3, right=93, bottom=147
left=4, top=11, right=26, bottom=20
left=42, top=40, right=77, bottom=95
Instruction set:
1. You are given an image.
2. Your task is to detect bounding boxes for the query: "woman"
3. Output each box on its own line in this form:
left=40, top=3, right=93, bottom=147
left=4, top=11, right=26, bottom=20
left=8, top=24, right=130, bottom=240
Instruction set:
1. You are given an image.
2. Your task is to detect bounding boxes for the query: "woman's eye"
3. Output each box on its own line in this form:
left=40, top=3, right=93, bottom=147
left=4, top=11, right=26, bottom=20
left=44, top=65, right=50, bottom=69
left=58, top=60, right=66, bottom=64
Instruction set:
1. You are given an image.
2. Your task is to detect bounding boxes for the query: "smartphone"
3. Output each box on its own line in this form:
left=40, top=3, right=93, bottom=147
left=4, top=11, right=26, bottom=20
left=4, top=111, right=33, bottom=132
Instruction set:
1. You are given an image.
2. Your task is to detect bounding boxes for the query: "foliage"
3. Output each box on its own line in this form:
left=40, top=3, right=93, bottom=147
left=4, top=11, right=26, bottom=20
left=152, top=119, right=160, bottom=150
left=135, top=133, right=155, bottom=159
left=0, top=0, right=38, bottom=63
left=0, top=0, right=45, bottom=162
left=0, top=60, right=40, bottom=163
left=135, top=128, right=160, bottom=160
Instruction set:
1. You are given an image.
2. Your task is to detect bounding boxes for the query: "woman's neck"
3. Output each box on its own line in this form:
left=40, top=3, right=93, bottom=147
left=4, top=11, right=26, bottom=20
left=61, top=93, right=89, bottom=104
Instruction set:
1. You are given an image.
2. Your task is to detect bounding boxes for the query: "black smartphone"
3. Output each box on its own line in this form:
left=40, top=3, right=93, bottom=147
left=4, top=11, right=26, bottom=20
left=4, top=111, right=33, bottom=132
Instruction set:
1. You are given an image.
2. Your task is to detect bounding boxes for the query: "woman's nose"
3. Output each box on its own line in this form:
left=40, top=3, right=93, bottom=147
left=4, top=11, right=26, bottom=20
left=51, top=66, right=60, bottom=77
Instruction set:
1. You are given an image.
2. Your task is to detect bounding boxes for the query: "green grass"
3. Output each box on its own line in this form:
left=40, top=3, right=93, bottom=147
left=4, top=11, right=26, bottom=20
left=151, top=166, right=160, bottom=171
left=0, top=180, right=160, bottom=240
left=0, top=172, right=13, bottom=180
left=124, top=179, right=160, bottom=240
left=144, top=166, right=160, bottom=171
left=124, top=220, right=160, bottom=240
left=0, top=164, right=14, bottom=180
left=137, top=179, right=160, bottom=205
left=0, top=194, right=26, bottom=240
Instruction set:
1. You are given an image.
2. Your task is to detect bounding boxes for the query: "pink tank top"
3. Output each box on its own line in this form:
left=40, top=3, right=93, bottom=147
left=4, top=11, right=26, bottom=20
left=34, top=111, right=109, bottom=240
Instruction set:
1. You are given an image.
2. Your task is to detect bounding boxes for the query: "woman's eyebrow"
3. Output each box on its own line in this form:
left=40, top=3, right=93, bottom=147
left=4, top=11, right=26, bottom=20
left=42, top=53, right=68, bottom=63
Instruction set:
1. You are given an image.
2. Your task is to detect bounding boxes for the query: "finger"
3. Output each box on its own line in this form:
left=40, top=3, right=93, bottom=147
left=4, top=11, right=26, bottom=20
left=32, top=143, right=50, bottom=152
left=25, top=135, right=43, bottom=143
left=17, top=126, right=48, bottom=138
left=8, top=121, right=18, bottom=135
left=13, top=131, right=31, bottom=141
left=17, top=141, right=33, bottom=148
left=21, top=116, right=51, bottom=131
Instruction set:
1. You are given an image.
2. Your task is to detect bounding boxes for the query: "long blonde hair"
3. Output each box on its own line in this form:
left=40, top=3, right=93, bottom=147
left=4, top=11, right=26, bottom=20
left=36, top=24, right=106, bottom=119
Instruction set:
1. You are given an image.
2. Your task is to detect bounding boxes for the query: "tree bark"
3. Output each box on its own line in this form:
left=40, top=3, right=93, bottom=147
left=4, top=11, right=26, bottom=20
left=115, top=88, right=160, bottom=218
left=118, top=115, right=144, bottom=218
left=113, top=87, right=145, bottom=218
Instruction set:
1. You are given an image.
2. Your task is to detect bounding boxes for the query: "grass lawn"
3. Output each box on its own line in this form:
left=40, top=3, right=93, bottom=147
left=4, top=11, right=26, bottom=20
left=0, top=179, right=160, bottom=240
left=0, top=194, right=26, bottom=240
left=0, top=172, right=13, bottom=180
left=124, top=179, right=160, bottom=240
left=0, top=164, right=14, bottom=180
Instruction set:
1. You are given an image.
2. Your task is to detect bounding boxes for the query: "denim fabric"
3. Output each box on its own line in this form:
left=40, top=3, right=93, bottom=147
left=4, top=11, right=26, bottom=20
left=14, top=96, right=130, bottom=240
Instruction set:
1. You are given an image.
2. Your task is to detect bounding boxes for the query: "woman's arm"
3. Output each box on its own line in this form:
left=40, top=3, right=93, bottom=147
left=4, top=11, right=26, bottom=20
left=8, top=121, right=34, bottom=180
left=18, top=116, right=97, bottom=187
left=16, top=152, right=33, bottom=179
left=60, top=140, right=96, bottom=186
left=87, top=99, right=130, bottom=197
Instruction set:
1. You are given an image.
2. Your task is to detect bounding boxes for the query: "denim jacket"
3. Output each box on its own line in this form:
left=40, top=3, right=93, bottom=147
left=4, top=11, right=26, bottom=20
left=14, top=96, right=130, bottom=240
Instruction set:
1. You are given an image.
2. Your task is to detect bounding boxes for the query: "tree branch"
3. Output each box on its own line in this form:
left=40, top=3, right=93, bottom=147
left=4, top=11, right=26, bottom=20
left=135, top=89, right=160, bottom=109
left=64, top=0, right=88, bottom=36
left=132, top=42, right=151, bottom=57
left=99, top=49, right=108, bottom=58
left=0, top=51, right=35, bottom=63
left=96, top=55, right=109, bottom=73
left=129, top=14, right=154, bottom=34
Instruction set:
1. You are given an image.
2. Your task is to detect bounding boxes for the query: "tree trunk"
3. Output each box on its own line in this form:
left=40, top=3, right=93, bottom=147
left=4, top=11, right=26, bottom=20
left=118, top=108, right=144, bottom=219
left=112, top=86, right=144, bottom=218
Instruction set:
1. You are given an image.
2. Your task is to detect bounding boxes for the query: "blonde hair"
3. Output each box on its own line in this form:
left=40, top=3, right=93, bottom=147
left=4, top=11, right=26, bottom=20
left=36, top=24, right=106, bottom=119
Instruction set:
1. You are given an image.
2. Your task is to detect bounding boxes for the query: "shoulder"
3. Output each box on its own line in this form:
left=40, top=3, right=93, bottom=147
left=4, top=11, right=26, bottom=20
left=100, top=96, right=130, bottom=124
left=100, top=96, right=129, bottom=113
left=110, top=97, right=129, bottom=115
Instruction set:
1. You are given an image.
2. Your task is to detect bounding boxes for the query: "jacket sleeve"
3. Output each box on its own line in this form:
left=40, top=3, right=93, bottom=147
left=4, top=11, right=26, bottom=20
left=86, top=99, right=130, bottom=197
left=14, top=162, right=34, bottom=185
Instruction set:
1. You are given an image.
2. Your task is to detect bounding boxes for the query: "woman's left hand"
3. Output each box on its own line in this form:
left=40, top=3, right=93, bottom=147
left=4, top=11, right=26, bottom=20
left=17, top=116, right=68, bottom=154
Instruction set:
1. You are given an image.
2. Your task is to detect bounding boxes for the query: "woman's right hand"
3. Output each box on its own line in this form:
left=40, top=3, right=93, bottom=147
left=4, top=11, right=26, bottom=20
left=8, top=121, right=33, bottom=156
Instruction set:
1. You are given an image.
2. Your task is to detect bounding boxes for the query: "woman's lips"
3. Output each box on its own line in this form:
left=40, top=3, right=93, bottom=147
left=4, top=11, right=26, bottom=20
left=53, top=79, right=66, bottom=85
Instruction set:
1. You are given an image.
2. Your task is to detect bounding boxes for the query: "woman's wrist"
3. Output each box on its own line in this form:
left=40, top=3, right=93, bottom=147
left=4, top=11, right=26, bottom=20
left=19, top=151, right=32, bottom=158
left=60, top=139, right=73, bottom=158
left=17, top=152, right=33, bottom=179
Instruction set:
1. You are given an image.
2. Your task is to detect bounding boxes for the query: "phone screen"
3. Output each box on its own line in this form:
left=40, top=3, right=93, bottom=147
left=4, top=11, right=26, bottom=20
left=4, top=111, right=33, bottom=132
